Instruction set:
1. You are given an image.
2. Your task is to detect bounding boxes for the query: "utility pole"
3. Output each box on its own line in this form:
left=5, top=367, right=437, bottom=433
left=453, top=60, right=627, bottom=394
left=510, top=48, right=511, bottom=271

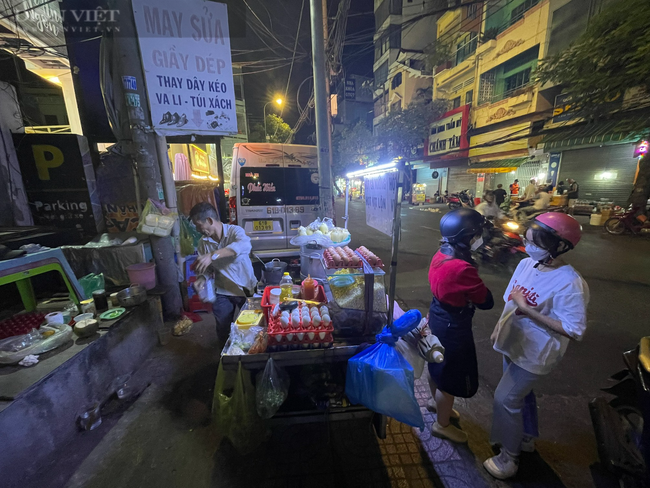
left=309, top=0, right=334, bottom=219
left=110, top=0, right=182, bottom=318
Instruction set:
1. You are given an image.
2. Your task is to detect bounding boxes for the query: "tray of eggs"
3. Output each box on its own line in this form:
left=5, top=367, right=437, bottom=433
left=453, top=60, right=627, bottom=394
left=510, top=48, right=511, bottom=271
left=267, top=303, right=334, bottom=351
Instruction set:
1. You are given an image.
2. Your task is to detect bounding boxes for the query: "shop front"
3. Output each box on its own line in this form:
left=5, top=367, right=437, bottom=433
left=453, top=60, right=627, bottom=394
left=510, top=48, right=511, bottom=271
left=542, top=122, right=642, bottom=206
left=423, top=105, right=471, bottom=198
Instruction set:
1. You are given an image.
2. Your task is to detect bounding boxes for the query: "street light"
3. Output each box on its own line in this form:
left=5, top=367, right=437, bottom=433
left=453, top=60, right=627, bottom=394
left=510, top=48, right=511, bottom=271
left=264, top=97, right=283, bottom=141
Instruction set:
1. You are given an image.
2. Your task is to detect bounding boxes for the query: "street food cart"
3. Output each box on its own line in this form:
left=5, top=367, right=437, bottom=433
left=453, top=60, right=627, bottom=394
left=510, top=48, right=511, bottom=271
left=218, top=162, right=410, bottom=441
left=411, top=183, right=426, bottom=205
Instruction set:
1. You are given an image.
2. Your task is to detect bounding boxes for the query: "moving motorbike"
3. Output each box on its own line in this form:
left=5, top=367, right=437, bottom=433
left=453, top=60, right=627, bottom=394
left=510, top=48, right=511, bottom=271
left=605, top=207, right=650, bottom=236
left=590, top=337, right=650, bottom=487
left=473, top=218, right=527, bottom=272
left=448, top=189, right=475, bottom=210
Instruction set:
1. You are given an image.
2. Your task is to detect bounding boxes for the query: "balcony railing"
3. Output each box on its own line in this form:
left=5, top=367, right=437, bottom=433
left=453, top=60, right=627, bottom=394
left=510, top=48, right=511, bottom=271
left=478, top=81, right=535, bottom=106
left=24, top=125, right=72, bottom=134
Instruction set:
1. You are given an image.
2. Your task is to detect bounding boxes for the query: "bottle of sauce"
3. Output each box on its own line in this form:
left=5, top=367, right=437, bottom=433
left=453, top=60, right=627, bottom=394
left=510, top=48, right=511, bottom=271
left=280, top=272, right=293, bottom=300
left=301, top=275, right=316, bottom=301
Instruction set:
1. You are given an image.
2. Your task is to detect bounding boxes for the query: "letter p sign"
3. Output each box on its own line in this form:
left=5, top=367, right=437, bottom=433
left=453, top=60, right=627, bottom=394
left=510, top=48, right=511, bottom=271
left=33, top=145, right=64, bottom=180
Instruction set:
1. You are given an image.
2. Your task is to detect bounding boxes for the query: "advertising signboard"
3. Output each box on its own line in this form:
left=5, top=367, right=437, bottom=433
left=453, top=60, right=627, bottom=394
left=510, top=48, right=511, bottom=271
left=425, top=104, right=470, bottom=160
left=13, top=134, right=103, bottom=236
left=365, top=171, right=398, bottom=236
left=132, top=0, right=237, bottom=136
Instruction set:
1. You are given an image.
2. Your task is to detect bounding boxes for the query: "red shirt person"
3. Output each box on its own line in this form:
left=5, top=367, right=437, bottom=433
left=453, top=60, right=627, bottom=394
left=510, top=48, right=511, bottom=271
left=426, top=209, right=494, bottom=444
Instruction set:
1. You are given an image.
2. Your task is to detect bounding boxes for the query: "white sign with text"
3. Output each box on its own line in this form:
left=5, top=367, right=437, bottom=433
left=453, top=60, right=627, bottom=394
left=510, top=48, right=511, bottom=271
left=428, top=111, right=463, bottom=156
left=365, top=172, right=397, bottom=236
left=132, top=0, right=237, bottom=135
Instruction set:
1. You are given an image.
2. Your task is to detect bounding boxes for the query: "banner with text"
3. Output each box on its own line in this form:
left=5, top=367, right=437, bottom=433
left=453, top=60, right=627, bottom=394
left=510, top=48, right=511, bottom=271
left=365, top=172, right=397, bottom=237
left=132, top=0, right=237, bottom=136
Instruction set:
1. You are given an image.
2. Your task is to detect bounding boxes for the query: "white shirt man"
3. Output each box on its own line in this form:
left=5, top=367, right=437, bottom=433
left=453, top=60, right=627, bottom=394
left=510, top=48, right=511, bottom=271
left=191, top=202, right=257, bottom=344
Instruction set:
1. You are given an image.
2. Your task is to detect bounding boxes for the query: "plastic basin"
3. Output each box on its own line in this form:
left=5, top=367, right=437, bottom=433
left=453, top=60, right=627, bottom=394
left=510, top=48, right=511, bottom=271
left=126, top=263, right=157, bottom=290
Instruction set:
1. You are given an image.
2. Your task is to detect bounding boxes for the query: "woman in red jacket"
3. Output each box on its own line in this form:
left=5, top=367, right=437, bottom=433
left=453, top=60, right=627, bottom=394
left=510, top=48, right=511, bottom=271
left=427, top=208, right=494, bottom=442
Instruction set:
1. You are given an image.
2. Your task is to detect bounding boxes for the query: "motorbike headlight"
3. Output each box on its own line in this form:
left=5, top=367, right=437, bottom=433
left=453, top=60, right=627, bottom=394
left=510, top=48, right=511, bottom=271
left=504, top=221, right=519, bottom=230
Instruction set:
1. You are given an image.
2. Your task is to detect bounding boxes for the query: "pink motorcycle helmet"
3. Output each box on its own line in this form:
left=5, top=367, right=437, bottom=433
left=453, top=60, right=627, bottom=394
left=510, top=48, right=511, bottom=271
left=532, top=212, right=582, bottom=250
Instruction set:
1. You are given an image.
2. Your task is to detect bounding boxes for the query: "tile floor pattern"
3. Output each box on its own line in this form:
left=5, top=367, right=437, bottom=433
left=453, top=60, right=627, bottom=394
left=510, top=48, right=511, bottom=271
left=212, top=377, right=492, bottom=488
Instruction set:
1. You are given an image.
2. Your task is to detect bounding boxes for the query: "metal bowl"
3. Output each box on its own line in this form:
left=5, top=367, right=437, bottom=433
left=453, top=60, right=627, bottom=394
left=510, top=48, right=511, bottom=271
left=116, top=285, right=147, bottom=307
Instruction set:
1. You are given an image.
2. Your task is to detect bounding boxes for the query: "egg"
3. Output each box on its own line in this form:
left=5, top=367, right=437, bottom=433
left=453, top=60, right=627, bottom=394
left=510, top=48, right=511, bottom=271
left=281, top=311, right=290, bottom=319
left=312, top=315, right=321, bottom=327
left=310, top=307, right=318, bottom=316
left=307, top=332, right=315, bottom=340
left=319, top=306, right=328, bottom=316
left=322, top=314, right=331, bottom=326
left=291, top=315, right=300, bottom=327
left=279, top=316, right=289, bottom=328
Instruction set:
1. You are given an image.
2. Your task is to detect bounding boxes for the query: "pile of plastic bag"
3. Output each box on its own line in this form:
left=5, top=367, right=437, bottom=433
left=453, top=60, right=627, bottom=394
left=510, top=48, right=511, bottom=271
left=345, top=310, right=425, bottom=430
left=0, top=324, right=73, bottom=364
left=290, top=217, right=350, bottom=247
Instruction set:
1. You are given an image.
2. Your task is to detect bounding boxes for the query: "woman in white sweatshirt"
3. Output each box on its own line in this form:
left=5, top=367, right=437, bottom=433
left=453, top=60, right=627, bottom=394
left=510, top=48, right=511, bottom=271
left=484, top=212, right=589, bottom=480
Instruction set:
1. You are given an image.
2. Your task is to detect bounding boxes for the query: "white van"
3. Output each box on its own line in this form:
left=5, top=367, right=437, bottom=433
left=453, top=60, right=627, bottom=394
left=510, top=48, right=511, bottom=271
left=229, top=143, right=320, bottom=255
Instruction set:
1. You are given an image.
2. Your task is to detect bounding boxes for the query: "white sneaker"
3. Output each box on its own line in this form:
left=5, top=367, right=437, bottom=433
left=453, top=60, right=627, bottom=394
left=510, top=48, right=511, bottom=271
left=426, top=400, right=461, bottom=420
left=521, top=435, right=535, bottom=452
left=483, top=450, right=519, bottom=480
left=431, top=421, right=468, bottom=443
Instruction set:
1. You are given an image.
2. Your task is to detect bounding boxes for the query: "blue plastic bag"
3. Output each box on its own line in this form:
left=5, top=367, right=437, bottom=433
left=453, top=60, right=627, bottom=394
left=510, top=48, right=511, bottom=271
left=377, top=309, right=423, bottom=344
left=345, top=341, right=424, bottom=430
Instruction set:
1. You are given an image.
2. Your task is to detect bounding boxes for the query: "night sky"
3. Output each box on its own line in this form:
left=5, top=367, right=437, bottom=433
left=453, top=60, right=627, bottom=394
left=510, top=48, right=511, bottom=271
left=229, top=0, right=374, bottom=143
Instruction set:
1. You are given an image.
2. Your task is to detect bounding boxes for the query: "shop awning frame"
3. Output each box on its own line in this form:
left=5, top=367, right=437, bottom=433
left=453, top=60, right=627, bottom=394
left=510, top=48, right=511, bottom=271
left=542, top=117, right=647, bottom=150
left=466, top=157, right=530, bottom=174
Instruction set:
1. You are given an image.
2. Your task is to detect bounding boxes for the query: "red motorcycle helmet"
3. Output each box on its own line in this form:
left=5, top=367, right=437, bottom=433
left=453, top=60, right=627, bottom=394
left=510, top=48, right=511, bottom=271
left=529, top=212, right=582, bottom=257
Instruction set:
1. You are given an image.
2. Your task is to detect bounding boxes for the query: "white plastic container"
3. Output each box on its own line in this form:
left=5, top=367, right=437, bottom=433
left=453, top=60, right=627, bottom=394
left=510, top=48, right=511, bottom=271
left=269, top=288, right=281, bottom=305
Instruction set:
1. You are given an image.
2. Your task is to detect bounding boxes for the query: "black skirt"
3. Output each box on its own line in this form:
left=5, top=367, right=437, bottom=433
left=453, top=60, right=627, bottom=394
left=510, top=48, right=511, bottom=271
left=427, top=297, right=478, bottom=399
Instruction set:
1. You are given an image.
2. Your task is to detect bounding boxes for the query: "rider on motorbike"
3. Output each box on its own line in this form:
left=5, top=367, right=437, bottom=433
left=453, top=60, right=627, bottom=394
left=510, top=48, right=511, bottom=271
left=476, top=191, right=505, bottom=220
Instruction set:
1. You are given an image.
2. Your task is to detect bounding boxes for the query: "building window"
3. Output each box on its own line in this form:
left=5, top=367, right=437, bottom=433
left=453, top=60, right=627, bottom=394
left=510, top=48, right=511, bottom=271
left=451, top=96, right=461, bottom=109
left=375, top=0, right=402, bottom=29
left=391, top=72, right=403, bottom=89
left=510, top=0, right=540, bottom=26
left=374, top=25, right=401, bottom=62
left=478, top=70, right=496, bottom=105
left=374, top=61, right=389, bottom=87
left=467, top=3, right=479, bottom=19
left=465, top=90, right=473, bottom=105
left=504, top=67, right=531, bottom=95
left=455, top=32, right=478, bottom=65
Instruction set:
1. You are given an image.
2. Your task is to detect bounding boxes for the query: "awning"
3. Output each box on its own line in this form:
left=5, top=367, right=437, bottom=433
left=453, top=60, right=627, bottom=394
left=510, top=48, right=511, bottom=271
left=467, top=157, right=529, bottom=174
left=543, top=117, right=646, bottom=150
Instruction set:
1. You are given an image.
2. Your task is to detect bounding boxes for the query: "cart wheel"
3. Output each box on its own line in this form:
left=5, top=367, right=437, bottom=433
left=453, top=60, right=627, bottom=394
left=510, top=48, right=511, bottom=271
left=372, top=413, right=387, bottom=439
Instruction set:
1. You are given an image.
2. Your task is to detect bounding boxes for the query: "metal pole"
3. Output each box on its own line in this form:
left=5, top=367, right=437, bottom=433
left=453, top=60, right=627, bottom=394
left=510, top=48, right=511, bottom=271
left=263, top=102, right=269, bottom=141
left=387, top=164, right=403, bottom=327
left=111, top=0, right=182, bottom=318
left=214, top=137, right=228, bottom=223
left=344, top=178, right=349, bottom=229
left=321, top=0, right=335, bottom=222
left=309, top=0, right=333, bottom=219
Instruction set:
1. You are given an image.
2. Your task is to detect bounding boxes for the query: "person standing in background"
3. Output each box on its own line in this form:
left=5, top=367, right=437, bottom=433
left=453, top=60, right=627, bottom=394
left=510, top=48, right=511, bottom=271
left=509, top=179, right=520, bottom=196
left=556, top=181, right=566, bottom=196
left=494, top=184, right=508, bottom=206
left=521, top=179, right=537, bottom=202
left=566, top=178, right=580, bottom=207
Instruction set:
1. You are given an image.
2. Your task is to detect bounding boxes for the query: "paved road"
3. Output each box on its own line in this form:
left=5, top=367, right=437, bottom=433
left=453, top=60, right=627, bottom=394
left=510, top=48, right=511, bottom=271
left=339, top=199, right=650, bottom=488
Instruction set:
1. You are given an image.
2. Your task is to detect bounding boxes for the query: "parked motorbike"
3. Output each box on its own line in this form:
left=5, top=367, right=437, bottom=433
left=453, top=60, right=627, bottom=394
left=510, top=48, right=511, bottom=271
left=590, top=337, right=650, bottom=487
left=473, top=218, right=527, bottom=272
left=605, top=207, right=650, bottom=236
left=447, top=189, right=475, bottom=210
left=510, top=204, right=567, bottom=224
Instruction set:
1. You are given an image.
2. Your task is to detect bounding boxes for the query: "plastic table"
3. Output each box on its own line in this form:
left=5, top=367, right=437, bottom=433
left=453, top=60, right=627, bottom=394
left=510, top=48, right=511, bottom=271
left=0, top=249, right=86, bottom=312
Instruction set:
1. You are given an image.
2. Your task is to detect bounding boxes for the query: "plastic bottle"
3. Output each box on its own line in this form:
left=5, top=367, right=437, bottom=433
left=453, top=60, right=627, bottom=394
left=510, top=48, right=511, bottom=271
left=280, top=272, right=293, bottom=300
left=301, top=274, right=316, bottom=301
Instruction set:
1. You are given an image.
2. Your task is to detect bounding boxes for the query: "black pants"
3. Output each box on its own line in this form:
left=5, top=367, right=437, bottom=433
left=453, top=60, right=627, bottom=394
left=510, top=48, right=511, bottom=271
left=212, top=294, right=246, bottom=342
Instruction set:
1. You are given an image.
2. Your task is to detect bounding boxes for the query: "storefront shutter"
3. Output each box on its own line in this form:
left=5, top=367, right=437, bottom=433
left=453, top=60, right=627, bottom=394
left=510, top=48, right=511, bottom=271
left=448, top=166, right=478, bottom=195
left=557, top=144, right=636, bottom=205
